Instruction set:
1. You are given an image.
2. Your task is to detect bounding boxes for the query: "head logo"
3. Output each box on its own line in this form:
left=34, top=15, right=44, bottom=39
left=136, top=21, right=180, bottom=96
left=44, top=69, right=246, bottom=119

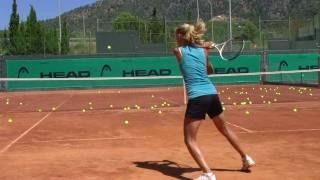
left=17, top=67, right=30, bottom=78
left=278, top=60, right=288, bottom=71
left=100, top=64, right=112, bottom=77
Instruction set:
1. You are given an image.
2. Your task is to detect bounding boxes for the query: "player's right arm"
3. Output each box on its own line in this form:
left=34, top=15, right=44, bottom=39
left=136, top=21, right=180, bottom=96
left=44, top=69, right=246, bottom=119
left=205, top=48, right=213, bottom=75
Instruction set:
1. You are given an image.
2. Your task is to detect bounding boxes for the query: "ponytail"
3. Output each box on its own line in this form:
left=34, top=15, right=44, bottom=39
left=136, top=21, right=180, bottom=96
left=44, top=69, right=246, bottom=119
left=176, top=19, right=207, bottom=45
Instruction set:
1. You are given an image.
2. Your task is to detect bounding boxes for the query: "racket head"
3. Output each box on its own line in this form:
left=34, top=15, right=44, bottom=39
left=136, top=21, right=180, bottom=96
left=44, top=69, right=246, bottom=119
left=216, top=38, right=245, bottom=61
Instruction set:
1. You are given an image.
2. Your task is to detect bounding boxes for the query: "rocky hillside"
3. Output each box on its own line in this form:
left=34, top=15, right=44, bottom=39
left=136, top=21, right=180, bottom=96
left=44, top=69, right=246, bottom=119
left=42, top=0, right=320, bottom=34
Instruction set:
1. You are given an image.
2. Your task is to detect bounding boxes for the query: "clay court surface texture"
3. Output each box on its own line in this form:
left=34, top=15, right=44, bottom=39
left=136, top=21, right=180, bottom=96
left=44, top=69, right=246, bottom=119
left=0, top=84, right=319, bottom=180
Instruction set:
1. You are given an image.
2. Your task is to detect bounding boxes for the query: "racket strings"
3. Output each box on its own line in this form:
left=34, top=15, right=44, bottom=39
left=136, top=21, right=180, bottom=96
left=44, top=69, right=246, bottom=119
left=220, top=40, right=245, bottom=60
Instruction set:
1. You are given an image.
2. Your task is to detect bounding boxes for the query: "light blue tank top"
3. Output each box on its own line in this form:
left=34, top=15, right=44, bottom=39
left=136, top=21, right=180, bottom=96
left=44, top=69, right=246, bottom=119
left=179, top=45, right=217, bottom=100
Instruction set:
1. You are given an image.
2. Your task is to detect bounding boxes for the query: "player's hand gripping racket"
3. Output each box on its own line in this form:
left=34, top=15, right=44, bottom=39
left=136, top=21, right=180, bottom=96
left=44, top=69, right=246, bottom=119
left=210, top=37, right=245, bottom=61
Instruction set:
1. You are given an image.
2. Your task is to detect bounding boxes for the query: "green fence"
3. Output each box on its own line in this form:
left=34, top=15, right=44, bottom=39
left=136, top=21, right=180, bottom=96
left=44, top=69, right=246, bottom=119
left=210, top=55, right=261, bottom=84
left=5, top=55, right=262, bottom=91
left=266, top=53, right=319, bottom=85
left=3, top=53, right=319, bottom=91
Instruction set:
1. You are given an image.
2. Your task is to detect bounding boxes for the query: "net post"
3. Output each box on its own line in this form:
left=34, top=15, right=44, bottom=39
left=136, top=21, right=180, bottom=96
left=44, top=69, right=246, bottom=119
left=0, top=56, right=6, bottom=91
left=318, top=55, right=320, bottom=87
left=261, top=50, right=268, bottom=84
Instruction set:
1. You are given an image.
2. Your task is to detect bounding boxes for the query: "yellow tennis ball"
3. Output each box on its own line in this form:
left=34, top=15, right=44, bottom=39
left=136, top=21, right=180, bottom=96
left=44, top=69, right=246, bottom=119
left=124, top=120, right=129, bottom=124
left=52, top=107, right=56, bottom=111
left=88, top=102, right=92, bottom=105
left=19, top=102, right=23, bottom=105
left=245, top=111, right=250, bottom=115
left=109, top=104, right=113, bottom=108
left=82, top=109, right=86, bottom=112
left=8, top=118, right=13, bottom=123
left=293, top=108, right=298, bottom=112
left=158, top=110, right=162, bottom=114
left=38, top=109, right=42, bottom=112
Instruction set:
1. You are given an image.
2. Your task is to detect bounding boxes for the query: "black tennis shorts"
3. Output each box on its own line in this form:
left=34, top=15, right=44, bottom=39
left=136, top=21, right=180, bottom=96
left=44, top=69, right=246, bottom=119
left=185, top=94, right=223, bottom=120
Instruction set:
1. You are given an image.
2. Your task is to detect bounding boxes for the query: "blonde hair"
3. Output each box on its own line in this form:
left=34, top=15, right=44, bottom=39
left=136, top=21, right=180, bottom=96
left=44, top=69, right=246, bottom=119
left=176, top=19, right=207, bottom=45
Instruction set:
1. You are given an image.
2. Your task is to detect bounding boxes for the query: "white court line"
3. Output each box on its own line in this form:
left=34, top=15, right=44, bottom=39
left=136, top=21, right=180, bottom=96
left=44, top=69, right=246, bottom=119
left=241, top=129, right=320, bottom=134
left=226, top=122, right=254, bottom=133
left=159, top=96, right=182, bottom=106
left=26, top=136, right=152, bottom=143
left=0, top=94, right=74, bottom=155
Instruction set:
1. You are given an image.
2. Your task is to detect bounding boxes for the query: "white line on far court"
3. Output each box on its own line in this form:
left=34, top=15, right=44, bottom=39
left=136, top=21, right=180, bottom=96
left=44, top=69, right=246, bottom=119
left=226, top=122, right=254, bottom=133
left=0, top=94, right=73, bottom=155
left=26, top=136, right=152, bottom=143
left=159, top=97, right=181, bottom=106
left=245, top=129, right=320, bottom=134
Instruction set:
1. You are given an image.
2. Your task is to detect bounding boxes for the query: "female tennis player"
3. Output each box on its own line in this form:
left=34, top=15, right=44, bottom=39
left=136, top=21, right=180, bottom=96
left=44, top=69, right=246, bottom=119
left=173, top=20, right=255, bottom=180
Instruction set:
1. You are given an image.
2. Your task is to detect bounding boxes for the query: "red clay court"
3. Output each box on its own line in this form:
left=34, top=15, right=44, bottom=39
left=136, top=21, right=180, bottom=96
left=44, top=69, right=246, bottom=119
left=0, top=84, right=319, bottom=180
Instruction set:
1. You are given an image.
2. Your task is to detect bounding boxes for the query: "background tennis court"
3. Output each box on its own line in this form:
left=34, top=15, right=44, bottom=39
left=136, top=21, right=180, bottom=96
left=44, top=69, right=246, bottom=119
left=0, top=83, right=319, bottom=180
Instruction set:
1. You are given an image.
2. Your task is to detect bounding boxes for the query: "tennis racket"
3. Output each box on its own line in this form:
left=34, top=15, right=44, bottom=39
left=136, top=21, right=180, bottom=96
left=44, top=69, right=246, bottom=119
left=210, top=37, right=245, bottom=61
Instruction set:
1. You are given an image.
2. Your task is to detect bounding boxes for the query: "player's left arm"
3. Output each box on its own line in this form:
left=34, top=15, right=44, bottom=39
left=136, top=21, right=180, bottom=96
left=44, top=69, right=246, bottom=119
left=173, top=47, right=182, bottom=64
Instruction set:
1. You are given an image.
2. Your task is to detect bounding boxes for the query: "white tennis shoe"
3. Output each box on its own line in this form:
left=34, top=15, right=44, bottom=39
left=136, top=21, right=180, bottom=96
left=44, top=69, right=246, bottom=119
left=194, top=172, right=216, bottom=180
left=241, top=155, right=255, bottom=171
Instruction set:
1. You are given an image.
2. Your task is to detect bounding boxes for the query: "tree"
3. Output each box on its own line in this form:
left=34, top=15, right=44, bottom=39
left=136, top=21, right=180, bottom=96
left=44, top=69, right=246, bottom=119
left=1, top=30, right=10, bottom=54
left=9, top=0, right=20, bottom=54
left=61, top=18, right=70, bottom=54
left=234, top=20, right=259, bottom=43
left=147, top=8, right=164, bottom=43
left=112, top=12, right=139, bottom=32
left=26, top=5, right=43, bottom=54
left=16, top=22, right=27, bottom=54
left=44, top=28, right=59, bottom=54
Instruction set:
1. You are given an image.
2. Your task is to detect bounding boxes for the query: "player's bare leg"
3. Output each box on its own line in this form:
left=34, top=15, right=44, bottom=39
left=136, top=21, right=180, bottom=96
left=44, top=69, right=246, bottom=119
left=184, top=118, right=211, bottom=173
left=212, top=113, right=255, bottom=171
